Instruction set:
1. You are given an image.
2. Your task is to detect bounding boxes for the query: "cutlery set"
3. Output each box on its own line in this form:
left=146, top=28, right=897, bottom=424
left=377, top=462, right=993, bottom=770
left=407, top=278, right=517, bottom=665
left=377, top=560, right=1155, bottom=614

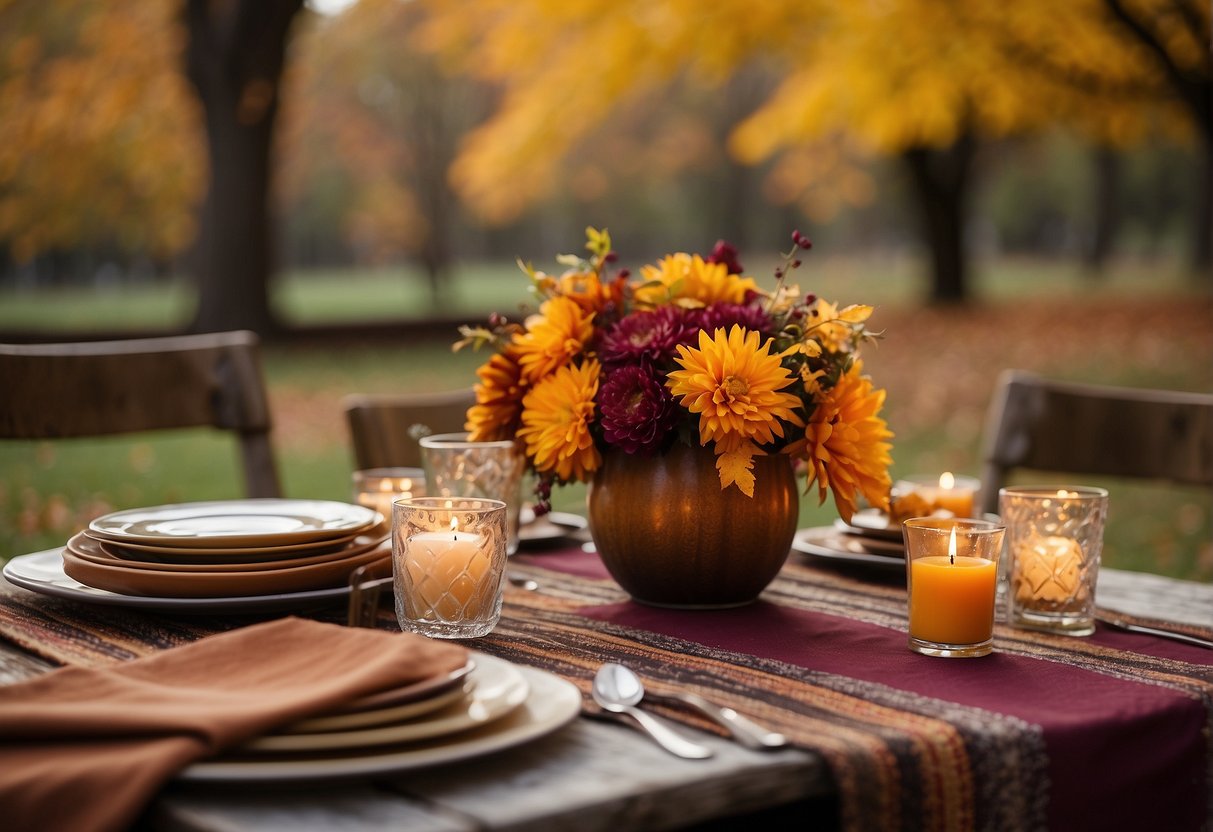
left=591, top=662, right=787, bottom=758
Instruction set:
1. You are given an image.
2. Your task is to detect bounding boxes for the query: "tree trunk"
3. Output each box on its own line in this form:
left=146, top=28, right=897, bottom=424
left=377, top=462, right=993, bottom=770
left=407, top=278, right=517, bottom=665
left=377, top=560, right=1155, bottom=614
left=1192, top=139, right=1212, bottom=279
left=902, top=135, right=976, bottom=304
left=183, top=0, right=303, bottom=337
left=1084, top=145, right=1121, bottom=277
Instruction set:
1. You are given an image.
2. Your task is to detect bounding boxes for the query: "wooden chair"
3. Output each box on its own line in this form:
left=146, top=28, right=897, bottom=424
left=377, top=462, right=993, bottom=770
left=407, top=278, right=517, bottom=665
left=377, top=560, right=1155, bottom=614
left=343, top=388, right=475, bottom=469
left=0, top=330, right=282, bottom=498
left=978, top=369, right=1213, bottom=515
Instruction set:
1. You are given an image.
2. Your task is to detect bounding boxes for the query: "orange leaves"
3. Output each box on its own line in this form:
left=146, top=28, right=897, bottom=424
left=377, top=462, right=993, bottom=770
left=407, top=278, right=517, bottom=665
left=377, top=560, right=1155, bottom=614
left=0, top=0, right=201, bottom=261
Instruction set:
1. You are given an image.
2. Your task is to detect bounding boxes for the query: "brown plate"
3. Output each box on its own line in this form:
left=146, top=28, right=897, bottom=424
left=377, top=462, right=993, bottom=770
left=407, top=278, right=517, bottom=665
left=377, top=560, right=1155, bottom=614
left=62, top=543, right=391, bottom=598
left=71, top=531, right=388, bottom=573
left=82, top=527, right=369, bottom=563
left=792, top=527, right=905, bottom=571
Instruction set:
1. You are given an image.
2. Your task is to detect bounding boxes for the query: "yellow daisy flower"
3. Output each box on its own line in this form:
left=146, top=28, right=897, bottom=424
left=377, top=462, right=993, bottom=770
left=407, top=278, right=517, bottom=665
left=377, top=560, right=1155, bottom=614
left=518, top=359, right=602, bottom=482
left=466, top=348, right=525, bottom=442
left=512, top=296, right=595, bottom=384
left=634, top=253, right=758, bottom=308
left=667, top=325, right=803, bottom=454
left=794, top=362, right=893, bottom=523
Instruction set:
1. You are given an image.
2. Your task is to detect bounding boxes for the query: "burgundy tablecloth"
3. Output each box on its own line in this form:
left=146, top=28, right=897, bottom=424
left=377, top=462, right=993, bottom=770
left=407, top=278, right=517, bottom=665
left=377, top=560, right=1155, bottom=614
left=499, top=546, right=1213, bottom=832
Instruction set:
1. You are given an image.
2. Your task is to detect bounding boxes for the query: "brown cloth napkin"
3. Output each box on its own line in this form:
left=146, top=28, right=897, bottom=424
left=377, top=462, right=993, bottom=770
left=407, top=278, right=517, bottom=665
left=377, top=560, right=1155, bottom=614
left=0, top=617, right=468, bottom=832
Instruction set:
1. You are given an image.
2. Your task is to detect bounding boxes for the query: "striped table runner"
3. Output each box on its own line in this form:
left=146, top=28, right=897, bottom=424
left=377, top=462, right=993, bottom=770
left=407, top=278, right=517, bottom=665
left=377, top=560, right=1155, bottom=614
left=2, top=546, right=1211, bottom=831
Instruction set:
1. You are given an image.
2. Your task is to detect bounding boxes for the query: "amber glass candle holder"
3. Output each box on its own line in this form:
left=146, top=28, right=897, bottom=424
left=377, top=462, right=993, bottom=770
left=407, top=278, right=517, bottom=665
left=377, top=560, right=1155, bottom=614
left=419, top=433, right=525, bottom=555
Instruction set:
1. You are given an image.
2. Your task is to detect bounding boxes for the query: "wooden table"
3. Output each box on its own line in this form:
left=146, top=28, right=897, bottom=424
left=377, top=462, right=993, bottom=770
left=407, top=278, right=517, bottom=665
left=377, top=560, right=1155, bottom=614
left=2, top=556, right=1211, bottom=831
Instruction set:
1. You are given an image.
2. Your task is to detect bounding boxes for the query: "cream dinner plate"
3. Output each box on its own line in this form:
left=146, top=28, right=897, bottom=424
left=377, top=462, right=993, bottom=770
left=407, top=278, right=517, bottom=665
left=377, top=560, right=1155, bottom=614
left=178, top=662, right=581, bottom=783
left=286, top=683, right=471, bottom=734
left=2, top=549, right=390, bottom=614
left=240, top=653, right=529, bottom=753
left=88, top=499, right=381, bottom=548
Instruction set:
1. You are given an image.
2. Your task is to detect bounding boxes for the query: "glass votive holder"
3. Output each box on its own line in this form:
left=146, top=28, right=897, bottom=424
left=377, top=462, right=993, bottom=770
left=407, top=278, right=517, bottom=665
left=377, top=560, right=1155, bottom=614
left=352, top=467, right=427, bottom=522
left=419, top=432, right=525, bottom=555
left=392, top=497, right=508, bottom=639
left=903, top=517, right=1006, bottom=658
left=999, top=486, right=1108, bottom=637
left=891, top=473, right=981, bottom=522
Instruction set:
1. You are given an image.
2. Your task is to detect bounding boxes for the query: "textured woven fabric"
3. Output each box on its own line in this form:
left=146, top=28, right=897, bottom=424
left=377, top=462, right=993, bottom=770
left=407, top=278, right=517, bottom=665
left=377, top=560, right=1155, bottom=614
left=2, top=546, right=1211, bottom=831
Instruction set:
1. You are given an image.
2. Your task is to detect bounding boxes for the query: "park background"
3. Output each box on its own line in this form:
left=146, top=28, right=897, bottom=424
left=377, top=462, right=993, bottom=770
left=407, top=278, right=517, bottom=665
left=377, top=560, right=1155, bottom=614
left=0, top=0, right=1209, bottom=580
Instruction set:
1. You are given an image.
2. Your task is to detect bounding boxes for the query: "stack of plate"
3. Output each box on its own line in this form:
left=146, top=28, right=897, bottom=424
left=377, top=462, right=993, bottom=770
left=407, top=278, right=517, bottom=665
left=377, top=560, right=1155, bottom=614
left=791, top=508, right=906, bottom=570
left=179, top=651, right=583, bottom=783
left=58, top=499, right=389, bottom=599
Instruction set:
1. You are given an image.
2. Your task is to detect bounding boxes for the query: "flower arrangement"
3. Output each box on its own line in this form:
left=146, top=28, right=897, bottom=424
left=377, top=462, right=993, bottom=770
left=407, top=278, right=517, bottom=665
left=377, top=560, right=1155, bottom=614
left=456, top=228, right=893, bottom=522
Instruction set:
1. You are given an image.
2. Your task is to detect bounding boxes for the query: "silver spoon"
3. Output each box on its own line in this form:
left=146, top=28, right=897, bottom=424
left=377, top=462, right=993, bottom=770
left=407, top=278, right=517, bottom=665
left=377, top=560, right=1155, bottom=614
left=609, top=663, right=787, bottom=750
left=591, top=663, right=714, bottom=759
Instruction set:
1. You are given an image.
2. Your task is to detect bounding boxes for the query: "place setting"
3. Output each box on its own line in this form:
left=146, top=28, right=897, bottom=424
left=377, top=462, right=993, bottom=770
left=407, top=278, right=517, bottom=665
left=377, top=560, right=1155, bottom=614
left=180, top=650, right=582, bottom=783
left=1, top=498, right=394, bottom=614
left=793, top=472, right=983, bottom=571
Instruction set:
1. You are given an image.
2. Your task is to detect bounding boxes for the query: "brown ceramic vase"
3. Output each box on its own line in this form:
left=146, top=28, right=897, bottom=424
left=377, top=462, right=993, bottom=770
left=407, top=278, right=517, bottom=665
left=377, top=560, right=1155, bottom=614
left=587, top=442, right=799, bottom=608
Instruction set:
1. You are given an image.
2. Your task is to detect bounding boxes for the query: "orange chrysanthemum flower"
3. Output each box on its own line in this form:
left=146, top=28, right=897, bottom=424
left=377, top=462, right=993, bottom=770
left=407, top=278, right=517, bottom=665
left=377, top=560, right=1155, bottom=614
left=667, top=326, right=803, bottom=494
left=793, top=362, right=893, bottom=523
left=517, top=359, right=602, bottom=482
left=634, top=253, right=758, bottom=308
left=512, top=296, right=595, bottom=384
left=466, top=348, right=525, bottom=442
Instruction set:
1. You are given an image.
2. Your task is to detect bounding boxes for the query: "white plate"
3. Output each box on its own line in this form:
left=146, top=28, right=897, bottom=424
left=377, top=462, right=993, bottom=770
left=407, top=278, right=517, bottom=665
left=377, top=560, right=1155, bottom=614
left=792, top=527, right=905, bottom=572
left=2, top=549, right=389, bottom=615
left=178, top=662, right=581, bottom=783
left=89, top=500, right=381, bottom=548
left=243, top=653, right=528, bottom=752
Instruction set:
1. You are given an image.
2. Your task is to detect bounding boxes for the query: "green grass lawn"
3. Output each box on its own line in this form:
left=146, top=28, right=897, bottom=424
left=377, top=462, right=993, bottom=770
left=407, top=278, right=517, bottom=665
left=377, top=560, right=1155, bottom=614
left=2, top=254, right=1210, bottom=581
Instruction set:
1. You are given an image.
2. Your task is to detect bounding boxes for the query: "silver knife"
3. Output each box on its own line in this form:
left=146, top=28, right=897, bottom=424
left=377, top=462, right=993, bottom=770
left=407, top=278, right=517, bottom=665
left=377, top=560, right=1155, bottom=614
left=1096, top=613, right=1213, bottom=650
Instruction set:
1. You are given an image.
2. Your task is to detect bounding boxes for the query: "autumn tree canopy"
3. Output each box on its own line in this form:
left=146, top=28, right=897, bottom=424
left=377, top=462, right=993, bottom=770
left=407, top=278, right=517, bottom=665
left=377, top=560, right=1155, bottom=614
left=0, top=1, right=201, bottom=264
left=415, top=0, right=1210, bottom=299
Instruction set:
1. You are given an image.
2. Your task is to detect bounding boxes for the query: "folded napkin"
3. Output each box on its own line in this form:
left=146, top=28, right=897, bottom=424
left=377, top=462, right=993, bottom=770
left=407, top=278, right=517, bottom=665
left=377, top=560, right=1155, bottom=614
left=0, top=617, right=468, bottom=832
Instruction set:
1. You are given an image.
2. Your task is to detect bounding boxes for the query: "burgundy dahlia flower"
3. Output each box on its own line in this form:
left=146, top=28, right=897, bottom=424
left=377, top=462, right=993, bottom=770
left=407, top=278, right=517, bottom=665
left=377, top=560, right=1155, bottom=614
left=599, top=306, right=700, bottom=366
left=692, top=303, right=775, bottom=339
left=597, top=364, right=680, bottom=455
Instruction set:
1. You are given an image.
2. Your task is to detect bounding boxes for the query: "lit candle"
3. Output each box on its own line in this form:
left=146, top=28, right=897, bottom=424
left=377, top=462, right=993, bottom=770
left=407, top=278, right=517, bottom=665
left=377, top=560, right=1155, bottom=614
left=1013, top=535, right=1087, bottom=606
left=932, top=472, right=976, bottom=518
left=892, top=473, right=979, bottom=521
left=354, top=468, right=425, bottom=520
left=908, top=526, right=999, bottom=646
left=404, top=517, right=493, bottom=620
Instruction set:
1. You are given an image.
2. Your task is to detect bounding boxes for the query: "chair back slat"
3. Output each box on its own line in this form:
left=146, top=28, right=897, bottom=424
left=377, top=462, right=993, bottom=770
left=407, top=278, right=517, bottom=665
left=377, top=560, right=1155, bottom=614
left=343, top=389, right=475, bottom=469
left=0, top=331, right=281, bottom=498
left=979, top=370, right=1213, bottom=514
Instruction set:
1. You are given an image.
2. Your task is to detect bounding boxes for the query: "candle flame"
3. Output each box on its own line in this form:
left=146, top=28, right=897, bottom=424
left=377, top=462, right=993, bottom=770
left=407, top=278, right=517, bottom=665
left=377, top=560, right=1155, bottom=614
left=947, top=526, right=957, bottom=564
left=448, top=516, right=459, bottom=537
left=378, top=480, right=394, bottom=492
left=939, top=472, right=955, bottom=490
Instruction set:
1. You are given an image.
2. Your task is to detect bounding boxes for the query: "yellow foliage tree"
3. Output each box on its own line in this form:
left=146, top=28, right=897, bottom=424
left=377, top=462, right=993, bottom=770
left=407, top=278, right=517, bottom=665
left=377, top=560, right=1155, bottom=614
left=0, top=0, right=203, bottom=264
left=414, top=0, right=1209, bottom=297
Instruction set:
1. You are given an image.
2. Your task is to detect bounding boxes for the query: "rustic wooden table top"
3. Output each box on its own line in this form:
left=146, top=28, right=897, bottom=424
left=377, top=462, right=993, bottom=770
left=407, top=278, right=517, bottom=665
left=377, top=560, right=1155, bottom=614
left=1, top=565, right=1210, bottom=831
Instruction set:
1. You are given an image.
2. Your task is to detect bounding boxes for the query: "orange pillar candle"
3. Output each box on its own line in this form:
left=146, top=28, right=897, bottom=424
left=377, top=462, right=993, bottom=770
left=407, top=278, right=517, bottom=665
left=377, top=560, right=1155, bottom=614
left=909, top=555, right=999, bottom=645
left=903, top=519, right=1005, bottom=657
